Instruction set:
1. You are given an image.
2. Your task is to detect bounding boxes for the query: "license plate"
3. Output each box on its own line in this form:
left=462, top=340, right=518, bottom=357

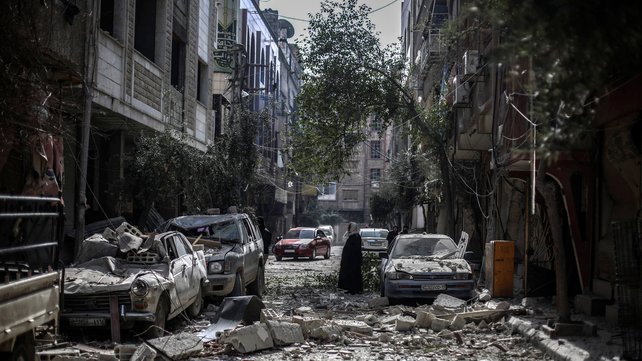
left=421, top=284, right=446, bottom=291
left=369, top=242, right=381, bottom=246
left=284, top=249, right=295, bottom=254
left=68, top=317, right=106, bottom=327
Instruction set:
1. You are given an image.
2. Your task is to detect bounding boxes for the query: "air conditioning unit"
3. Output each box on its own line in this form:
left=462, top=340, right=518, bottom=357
left=453, top=76, right=471, bottom=107
left=463, top=50, right=479, bottom=77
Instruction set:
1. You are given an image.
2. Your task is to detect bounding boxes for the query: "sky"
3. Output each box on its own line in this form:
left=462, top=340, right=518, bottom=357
left=256, top=0, right=403, bottom=47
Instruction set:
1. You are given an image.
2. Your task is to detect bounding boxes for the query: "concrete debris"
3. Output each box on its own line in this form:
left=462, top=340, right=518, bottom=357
left=37, top=349, right=82, bottom=360
left=309, top=324, right=343, bottom=341
left=266, top=320, right=305, bottom=346
left=437, top=330, right=454, bottom=339
left=220, top=323, right=274, bottom=353
left=430, top=317, right=449, bottom=332
left=478, top=320, right=489, bottom=329
left=394, top=316, right=416, bottom=331
left=113, top=344, right=137, bottom=361
left=260, top=308, right=282, bottom=323
left=486, top=300, right=510, bottom=310
left=294, top=306, right=313, bottom=315
left=415, top=309, right=435, bottom=328
left=291, top=316, right=325, bottom=336
left=147, top=332, right=203, bottom=359
left=478, top=289, right=492, bottom=301
left=433, top=294, right=467, bottom=311
left=367, top=296, right=389, bottom=308
left=333, top=319, right=374, bottom=335
left=355, top=314, right=379, bottom=326
left=130, top=344, right=156, bottom=361
left=450, top=314, right=467, bottom=331
left=378, top=333, right=393, bottom=343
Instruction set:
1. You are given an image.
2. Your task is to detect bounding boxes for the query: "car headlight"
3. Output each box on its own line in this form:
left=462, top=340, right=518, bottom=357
left=389, top=272, right=412, bottom=280
left=453, top=273, right=471, bottom=280
left=298, top=243, right=309, bottom=249
left=209, top=261, right=223, bottom=274
left=131, top=279, right=149, bottom=296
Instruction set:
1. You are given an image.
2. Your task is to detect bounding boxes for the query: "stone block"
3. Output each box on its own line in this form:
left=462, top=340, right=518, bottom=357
left=368, top=297, right=390, bottom=308
left=479, top=289, right=491, bottom=301
left=220, top=324, right=274, bottom=353
left=433, top=294, right=466, bottom=311
left=486, top=300, right=510, bottom=310
left=449, top=315, right=466, bottom=331
left=294, top=306, right=313, bottom=315
left=430, top=318, right=449, bottom=332
left=309, top=324, right=342, bottom=341
left=260, top=308, right=281, bottom=323
left=266, top=320, right=305, bottom=346
left=130, top=344, right=156, bottom=361
left=291, top=316, right=325, bottom=336
left=394, top=316, right=415, bottom=331
left=333, top=320, right=373, bottom=335
left=415, top=310, right=435, bottom=328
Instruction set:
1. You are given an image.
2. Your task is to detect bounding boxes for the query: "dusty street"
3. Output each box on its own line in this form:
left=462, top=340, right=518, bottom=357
left=52, top=246, right=554, bottom=360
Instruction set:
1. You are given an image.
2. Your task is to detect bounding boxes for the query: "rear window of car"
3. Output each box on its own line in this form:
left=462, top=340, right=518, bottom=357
left=285, top=229, right=316, bottom=239
left=361, top=229, right=389, bottom=238
left=391, top=237, right=456, bottom=258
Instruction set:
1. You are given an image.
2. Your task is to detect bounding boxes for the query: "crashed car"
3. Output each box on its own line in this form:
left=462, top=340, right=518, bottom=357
left=164, top=214, right=265, bottom=300
left=379, top=233, right=475, bottom=302
left=62, top=223, right=207, bottom=338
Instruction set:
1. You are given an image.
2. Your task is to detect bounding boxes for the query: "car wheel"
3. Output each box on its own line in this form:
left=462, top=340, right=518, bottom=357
left=324, top=246, right=331, bottom=259
left=145, top=296, right=169, bottom=339
left=309, top=248, right=316, bottom=260
left=231, top=273, right=246, bottom=297
left=247, top=264, right=265, bottom=298
left=185, top=286, right=204, bottom=318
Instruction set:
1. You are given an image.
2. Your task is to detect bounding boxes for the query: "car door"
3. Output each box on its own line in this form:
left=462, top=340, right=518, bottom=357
left=317, top=230, right=329, bottom=253
left=168, top=234, right=194, bottom=311
left=239, top=217, right=259, bottom=283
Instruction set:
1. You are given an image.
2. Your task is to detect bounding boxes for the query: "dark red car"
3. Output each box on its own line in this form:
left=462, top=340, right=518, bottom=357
left=273, top=227, right=331, bottom=261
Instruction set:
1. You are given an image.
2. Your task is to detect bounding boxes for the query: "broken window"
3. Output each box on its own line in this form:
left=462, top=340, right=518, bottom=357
left=134, top=0, right=157, bottom=61
left=100, top=0, right=125, bottom=41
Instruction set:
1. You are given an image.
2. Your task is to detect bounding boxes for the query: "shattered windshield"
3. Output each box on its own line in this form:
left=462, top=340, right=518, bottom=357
left=391, top=237, right=457, bottom=259
left=285, top=229, right=315, bottom=239
left=174, top=220, right=240, bottom=243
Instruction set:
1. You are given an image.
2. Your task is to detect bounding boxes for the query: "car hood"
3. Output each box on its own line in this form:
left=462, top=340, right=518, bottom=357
left=279, top=238, right=313, bottom=245
left=389, top=257, right=471, bottom=273
left=64, top=256, right=170, bottom=294
left=202, top=242, right=239, bottom=260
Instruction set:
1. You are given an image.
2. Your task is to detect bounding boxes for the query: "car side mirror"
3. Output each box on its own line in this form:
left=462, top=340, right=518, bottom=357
left=379, top=252, right=388, bottom=259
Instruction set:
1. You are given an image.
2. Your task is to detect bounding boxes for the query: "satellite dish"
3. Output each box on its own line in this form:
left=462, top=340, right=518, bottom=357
left=278, top=19, right=295, bottom=39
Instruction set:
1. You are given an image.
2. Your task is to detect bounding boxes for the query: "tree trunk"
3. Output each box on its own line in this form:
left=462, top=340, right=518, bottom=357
left=536, top=162, right=571, bottom=322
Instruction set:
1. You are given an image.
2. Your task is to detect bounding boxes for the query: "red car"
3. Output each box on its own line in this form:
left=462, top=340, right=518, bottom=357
left=273, top=227, right=331, bottom=261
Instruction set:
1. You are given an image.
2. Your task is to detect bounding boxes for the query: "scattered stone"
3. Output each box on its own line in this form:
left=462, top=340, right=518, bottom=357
left=415, top=310, right=435, bottom=328
left=266, top=320, right=305, bottom=346
left=379, top=333, right=393, bottom=343
left=220, top=324, right=274, bottom=353
left=368, top=297, right=389, bottom=308
left=388, top=306, right=404, bottom=315
left=486, top=300, right=510, bottom=310
left=333, top=319, right=374, bottom=335
left=479, top=290, right=491, bottom=301
left=310, top=324, right=342, bottom=341
left=294, top=306, right=313, bottom=315
left=260, top=308, right=281, bottom=323
left=433, top=294, right=467, bottom=311
left=291, top=316, right=325, bottom=336
left=395, top=316, right=415, bottom=331
left=437, top=330, right=454, bottom=339
left=113, top=344, right=137, bottom=361
left=431, top=318, right=449, bottom=332
left=478, top=320, right=489, bottom=329
left=450, top=315, right=466, bottom=331
left=130, top=344, right=156, bottom=361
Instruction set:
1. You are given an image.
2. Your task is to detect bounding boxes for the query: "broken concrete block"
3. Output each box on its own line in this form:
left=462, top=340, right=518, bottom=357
left=260, top=308, right=281, bottom=323
left=147, top=333, right=203, bottom=359
left=486, top=300, right=510, bottom=310
left=114, top=344, right=137, bottom=361
left=437, top=330, right=454, bottom=339
left=368, top=297, right=389, bottom=308
left=130, top=344, right=156, bottom=361
left=379, top=333, right=393, bottom=343
left=294, top=306, right=313, bottom=315
left=478, top=320, right=489, bottom=329
left=309, top=324, right=342, bottom=341
left=388, top=306, right=404, bottom=315
left=479, top=290, right=491, bottom=301
left=415, top=310, right=435, bottom=328
left=395, top=316, right=415, bottom=331
left=450, top=315, right=467, bottom=331
left=433, top=294, right=467, bottom=311
left=266, top=320, right=305, bottom=346
left=430, top=318, right=449, bottom=332
left=380, top=314, right=400, bottom=324
left=333, top=320, right=373, bottom=335
left=220, top=323, right=274, bottom=353
left=291, top=316, right=325, bottom=336
left=356, top=314, right=379, bottom=326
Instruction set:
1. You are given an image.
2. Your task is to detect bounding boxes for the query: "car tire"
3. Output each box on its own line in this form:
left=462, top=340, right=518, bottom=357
left=246, top=264, right=265, bottom=298
left=324, top=246, right=331, bottom=259
left=309, top=248, right=316, bottom=260
left=145, top=296, right=169, bottom=339
left=231, top=273, right=246, bottom=297
left=185, top=286, right=204, bottom=318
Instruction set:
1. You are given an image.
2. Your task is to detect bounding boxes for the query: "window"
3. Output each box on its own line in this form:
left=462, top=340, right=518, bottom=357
left=370, top=168, right=381, bottom=188
left=134, top=0, right=157, bottom=61
left=171, top=32, right=187, bottom=91
left=197, top=61, right=208, bottom=103
left=172, top=236, right=188, bottom=258
left=343, top=190, right=358, bottom=201
left=370, top=140, right=382, bottom=159
left=317, top=182, right=337, bottom=201
left=100, top=0, right=115, bottom=34
left=100, top=0, right=126, bottom=41
left=371, top=118, right=381, bottom=132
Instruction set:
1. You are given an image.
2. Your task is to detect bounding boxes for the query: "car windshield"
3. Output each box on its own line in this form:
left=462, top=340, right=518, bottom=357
left=174, top=220, right=240, bottom=243
left=390, top=237, right=457, bottom=259
left=361, top=229, right=389, bottom=238
left=285, top=229, right=316, bottom=239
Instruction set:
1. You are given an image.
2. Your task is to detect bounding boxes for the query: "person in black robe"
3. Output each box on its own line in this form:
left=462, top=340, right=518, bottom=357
left=338, top=222, right=363, bottom=294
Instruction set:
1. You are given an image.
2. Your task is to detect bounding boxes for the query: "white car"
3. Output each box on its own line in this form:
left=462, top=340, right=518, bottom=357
left=318, top=225, right=335, bottom=244
left=360, top=228, right=389, bottom=251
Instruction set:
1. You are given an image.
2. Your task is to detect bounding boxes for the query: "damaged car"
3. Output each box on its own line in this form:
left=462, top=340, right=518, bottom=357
left=164, top=214, right=266, bottom=300
left=379, top=233, right=475, bottom=302
left=62, top=223, right=208, bottom=338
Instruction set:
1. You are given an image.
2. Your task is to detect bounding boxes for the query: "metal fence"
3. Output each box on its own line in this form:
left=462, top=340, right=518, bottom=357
left=611, top=220, right=642, bottom=360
